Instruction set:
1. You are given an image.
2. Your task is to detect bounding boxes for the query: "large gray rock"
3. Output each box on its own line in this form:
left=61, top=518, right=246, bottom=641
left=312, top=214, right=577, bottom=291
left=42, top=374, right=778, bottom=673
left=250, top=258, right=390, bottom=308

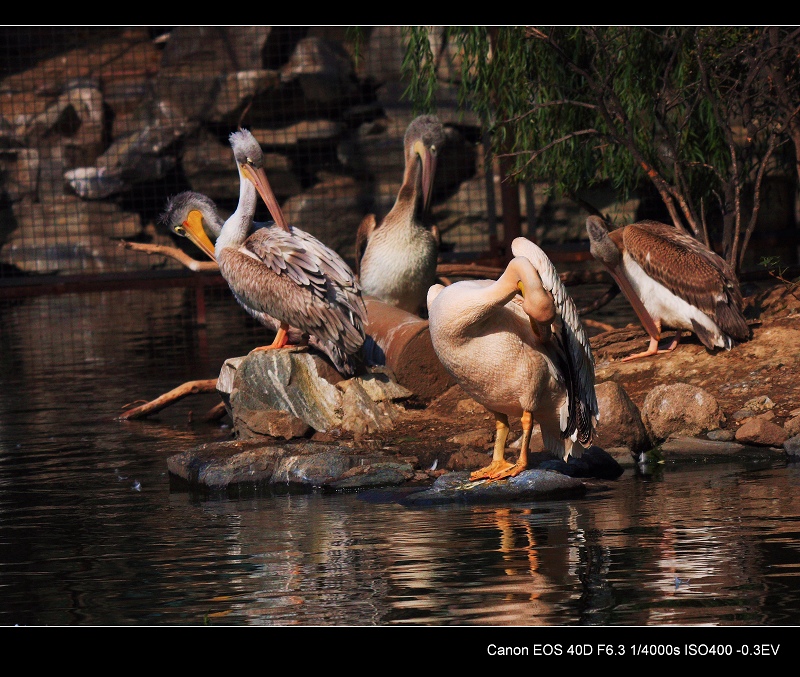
left=783, top=434, right=800, bottom=459
left=166, top=439, right=416, bottom=492
left=1, top=194, right=143, bottom=273
left=161, top=26, right=271, bottom=73
left=219, top=348, right=343, bottom=434
left=65, top=111, right=191, bottom=199
left=279, top=37, right=358, bottom=104
left=361, top=26, right=407, bottom=83
left=401, top=469, right=587, bottom=506
left=651, top=436, right=785, bottom=465
left=641, top=382, right=724, bottom=443
left=156, top=26, right=274, bottom=123
left=281, top=173, right=365, bottom=261
left=181, top=129, right=300, bottom=201
left=217, top=348, right=412, bottom=440
left=252, top=120, right=343, bottom=147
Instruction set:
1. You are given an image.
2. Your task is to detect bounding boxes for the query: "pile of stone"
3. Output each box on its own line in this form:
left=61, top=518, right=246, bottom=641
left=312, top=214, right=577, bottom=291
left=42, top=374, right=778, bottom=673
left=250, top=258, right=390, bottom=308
left=0, top=26, right=632, bottom=277
left=0, top=27, right=473, bottom=275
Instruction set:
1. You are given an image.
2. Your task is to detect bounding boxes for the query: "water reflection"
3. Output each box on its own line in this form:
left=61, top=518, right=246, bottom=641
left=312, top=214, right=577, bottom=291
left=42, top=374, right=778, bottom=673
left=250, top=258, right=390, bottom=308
left=0, top=288, right=799, bottom=627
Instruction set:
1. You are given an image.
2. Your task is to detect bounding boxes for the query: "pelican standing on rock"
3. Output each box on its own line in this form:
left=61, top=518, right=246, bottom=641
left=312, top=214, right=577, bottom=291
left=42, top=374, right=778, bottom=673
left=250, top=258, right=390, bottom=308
left=164, top=129, right=367, bottom=377
left=427, top=237, right=598, bottom=481
left=160, top=190, right=363, bottom=376
left=355, top=114, right=445, bottom=316
left=586, top=216, right=750, bottom=362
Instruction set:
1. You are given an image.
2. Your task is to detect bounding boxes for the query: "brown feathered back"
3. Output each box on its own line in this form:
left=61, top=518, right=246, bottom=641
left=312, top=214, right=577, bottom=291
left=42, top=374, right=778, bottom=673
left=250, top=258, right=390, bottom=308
left=616, top=221, right=749, bottom=341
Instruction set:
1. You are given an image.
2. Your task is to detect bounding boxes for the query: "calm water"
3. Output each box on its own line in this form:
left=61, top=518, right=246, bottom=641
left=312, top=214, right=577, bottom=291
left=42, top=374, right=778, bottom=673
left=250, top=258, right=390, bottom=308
left=1, top=285, right=800, bottom=632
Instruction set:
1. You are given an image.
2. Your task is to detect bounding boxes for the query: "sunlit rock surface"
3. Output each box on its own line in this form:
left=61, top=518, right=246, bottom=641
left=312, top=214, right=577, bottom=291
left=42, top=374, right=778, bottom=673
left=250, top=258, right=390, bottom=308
left=216, top=347, right=412, bottom=439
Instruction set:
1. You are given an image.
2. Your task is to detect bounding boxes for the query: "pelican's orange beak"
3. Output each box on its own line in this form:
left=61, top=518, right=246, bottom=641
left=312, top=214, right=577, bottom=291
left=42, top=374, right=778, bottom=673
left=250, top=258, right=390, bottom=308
left=241, top=163, right=288, bottom=230
left=179, top=210, right=217, bottom=262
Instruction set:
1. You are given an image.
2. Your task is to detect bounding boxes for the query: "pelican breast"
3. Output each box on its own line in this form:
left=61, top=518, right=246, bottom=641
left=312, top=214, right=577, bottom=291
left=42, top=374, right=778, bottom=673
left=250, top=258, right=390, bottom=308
left=359, top=221, right=438, bottom=312
left=428, top=280, right=562, bottom=417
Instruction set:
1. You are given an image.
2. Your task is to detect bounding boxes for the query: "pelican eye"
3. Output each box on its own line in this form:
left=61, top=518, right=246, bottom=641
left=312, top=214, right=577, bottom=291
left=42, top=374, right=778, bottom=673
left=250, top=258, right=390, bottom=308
left=430, top=145, right=438, bottom=156
left=174, top=224, right=186, bottom=236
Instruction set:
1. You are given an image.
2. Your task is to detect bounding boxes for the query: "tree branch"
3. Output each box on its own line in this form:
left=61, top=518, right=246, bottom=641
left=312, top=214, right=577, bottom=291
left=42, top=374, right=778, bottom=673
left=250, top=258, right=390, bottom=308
left=120, top=240, right=219, bottom=272
left=738, top=130, right=781, bottom=271
left=118, top=379, right=220, bottom=420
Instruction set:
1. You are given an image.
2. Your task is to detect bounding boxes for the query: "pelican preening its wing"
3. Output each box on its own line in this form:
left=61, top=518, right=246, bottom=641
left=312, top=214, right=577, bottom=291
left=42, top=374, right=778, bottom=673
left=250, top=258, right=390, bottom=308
left=355, top=114, right=445, bottom=316
left=427, top=237, right=598, bottom=481
left=161, top=128, right=367, bottom=377
left=586, top=216, right=750, bottom=362
left=159, top=192, right=313, bottom=350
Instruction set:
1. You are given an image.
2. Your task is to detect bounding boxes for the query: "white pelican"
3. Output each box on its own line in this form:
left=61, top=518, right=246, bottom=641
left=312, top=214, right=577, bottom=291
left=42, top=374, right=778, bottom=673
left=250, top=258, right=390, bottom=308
left=163, top=129, right=367, bottom=377
left=427, top=237, right=598, bottom=481
left=586, top=216, right=750, bottom=361
left=355, top=114, right=444, bottom=316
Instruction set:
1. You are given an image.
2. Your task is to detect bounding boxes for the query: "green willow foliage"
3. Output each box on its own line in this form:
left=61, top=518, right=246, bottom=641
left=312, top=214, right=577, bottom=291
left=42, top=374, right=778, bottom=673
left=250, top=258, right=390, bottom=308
left=401, top=27, right=438, bottom=112
left=402, top=26, right=798, bottom=268
left=404, top=27, right=730, bottom=207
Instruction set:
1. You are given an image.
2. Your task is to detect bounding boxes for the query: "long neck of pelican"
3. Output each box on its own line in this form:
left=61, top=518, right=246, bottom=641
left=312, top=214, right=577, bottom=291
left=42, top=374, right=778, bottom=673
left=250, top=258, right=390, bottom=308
left=492, top=259, right=528, bottom=305
left=216, top=167, right=257, bottom=255
left=387, top=152, right=420, bottom=223
left=502, top=257, right=555, bottom=327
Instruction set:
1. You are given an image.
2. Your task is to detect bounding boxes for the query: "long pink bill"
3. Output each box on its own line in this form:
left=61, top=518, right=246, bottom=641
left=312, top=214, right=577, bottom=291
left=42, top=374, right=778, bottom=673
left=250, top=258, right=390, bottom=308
left=242, top=164, right=288, bottom=230
left=414, top=140, right=437, bottom=212
left=608, top=266, right=660, bottom=340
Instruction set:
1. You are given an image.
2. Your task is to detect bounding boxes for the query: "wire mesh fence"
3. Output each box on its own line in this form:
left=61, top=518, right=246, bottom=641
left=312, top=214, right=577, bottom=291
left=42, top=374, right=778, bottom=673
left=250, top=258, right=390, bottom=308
left=0, top=26, right=526, bottom=291
left=3, top=27, right=795, bottom=389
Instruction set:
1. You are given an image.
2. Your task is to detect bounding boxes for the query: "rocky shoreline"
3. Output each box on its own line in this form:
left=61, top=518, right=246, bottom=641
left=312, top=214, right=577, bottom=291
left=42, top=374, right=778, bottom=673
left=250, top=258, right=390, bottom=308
left=163, top=282, right=800, bottom=504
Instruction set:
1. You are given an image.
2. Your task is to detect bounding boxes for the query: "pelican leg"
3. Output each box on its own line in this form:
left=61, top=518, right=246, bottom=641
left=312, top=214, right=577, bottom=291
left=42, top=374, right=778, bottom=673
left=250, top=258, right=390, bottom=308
left=622, top=323, right=681, bottom=362
left=491, top=411, right=533, bottom=481
left=470, top=413, right=516, bottom=480
left=621, top=335, right=661, bottom=361
left=252, top=323, right=291, bottom=352
left=662, top=330, right=682, bottom=352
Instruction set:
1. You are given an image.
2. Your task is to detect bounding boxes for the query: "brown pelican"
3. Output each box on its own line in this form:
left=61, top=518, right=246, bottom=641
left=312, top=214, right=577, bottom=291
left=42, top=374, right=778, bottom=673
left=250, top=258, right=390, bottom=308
left=355, top=114, right=445, bottom=316
left=163, top=129, right=367, bottom=377
left=586, top=216, right=750, bottom=362
left=427, top=236, right=598, bottom=481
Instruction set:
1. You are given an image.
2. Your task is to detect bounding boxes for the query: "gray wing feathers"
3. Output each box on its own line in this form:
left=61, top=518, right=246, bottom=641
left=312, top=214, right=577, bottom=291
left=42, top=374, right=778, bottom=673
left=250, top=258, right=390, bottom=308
left=221, top=224, right=367, bottom=374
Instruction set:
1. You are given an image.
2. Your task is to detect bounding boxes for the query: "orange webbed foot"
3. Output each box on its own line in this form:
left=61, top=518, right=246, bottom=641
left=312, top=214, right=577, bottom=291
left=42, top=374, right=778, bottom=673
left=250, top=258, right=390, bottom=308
left=470, top=459, right=516, bottom=481
left=487, top=462, right=528, bottom=481
left=622, top=331, right=682, bottom=362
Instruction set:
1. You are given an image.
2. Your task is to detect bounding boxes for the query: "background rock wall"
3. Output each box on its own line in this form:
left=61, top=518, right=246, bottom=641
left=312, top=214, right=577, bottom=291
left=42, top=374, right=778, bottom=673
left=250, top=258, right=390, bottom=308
left=0, top=26, right=632, bottom=279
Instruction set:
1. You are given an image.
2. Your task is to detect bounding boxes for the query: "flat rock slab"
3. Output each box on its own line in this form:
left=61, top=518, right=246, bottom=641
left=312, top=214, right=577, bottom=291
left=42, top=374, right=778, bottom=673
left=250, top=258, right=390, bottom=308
left=656, top=436, right=786, bottom=462
left=167, top=438, right=625, bottom=498
left=167, top=439, right=414, bottom=494
left=401, top=470, right=587, bottom=506
left=528, top=445, right=625, bottom=480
